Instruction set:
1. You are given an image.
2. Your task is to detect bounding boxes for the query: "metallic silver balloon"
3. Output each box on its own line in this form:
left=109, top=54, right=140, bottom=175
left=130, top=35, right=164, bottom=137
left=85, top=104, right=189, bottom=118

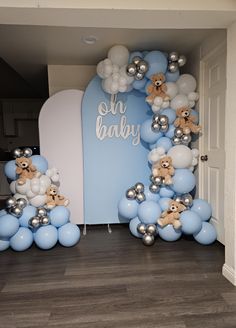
left=126, top=188, right=136, bottom=200
left=132, top=56, right=142, bottom=65
left=149, top=183, right=160, bottom=194
left=142, top=233, right=155, bottom=246
left=146, top=224, right=156, bottom=236
left=152, top=176, right=162, bottom=186
left=23, top=147, right=33, bottom=158
left=137, top=60, right=149, bottom=74
left=174, top=195, right=183, bottom=203
left=168, top=61, right=179, bottom=73
left=181, top=134, right=192, bottom=145
left=37, top=207, right=47, bottom=217
left=29, top=216, right=40, bottom=229
left=168, top=51, right=179, bottom=62
left=135, top=182, right=145, bottom=194
left=135, top=71, right=144, bottom=80
left=17, top=198, right=27, bottom=209
left=9, top=206, right=23, bottom=218
left=159, top=124, right=169, bottom=133
left=172, top=136, right=182, bottom=145
left=182, top=193, right=193, bottom=207
left=126, top=63, right=136, bottom=76
left=174, top=127, right=184, bottom=138
left=137, top=223, right=146, bottom=235
left=178, top=55, right=187, bottom=67
left=40, top=216, right=50, bottom=226
left=153, top=113, right=160, bottom=122
left=159, top=115, right=168, bottom=126
left=136, top=192, right=146, bottom=203
left=12, top=148, right=23, bottom=158
left=151, top=122, right=160, bottom=132
left=5, top=196, right=17, bottom=209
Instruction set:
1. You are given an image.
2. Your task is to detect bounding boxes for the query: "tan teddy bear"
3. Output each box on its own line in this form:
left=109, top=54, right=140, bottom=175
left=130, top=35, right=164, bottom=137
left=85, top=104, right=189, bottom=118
left=146, top=73, right=169, bottom=104
left=15, top=157, right=38, bottom=185
left=46, top=184, right=69, bottom=209
left=152, top=156, right=175, bottom=185
left=157, top=200, right=186, bottom=229
left=174, top=107, right=201, bottom=134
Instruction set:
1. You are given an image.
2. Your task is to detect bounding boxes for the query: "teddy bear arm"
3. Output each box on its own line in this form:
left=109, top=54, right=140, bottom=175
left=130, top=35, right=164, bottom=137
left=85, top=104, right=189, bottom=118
left=169, top=167, right=175, bottom=175
left=161, top=84, right=167, bottom=92
left=174, top=118, right=181, bottom=127
left=16, top=167, right=22, bottom=174
left=147, top=85, right=154, bottom=94
left=29, top=164, right=37, bottom=172
left=161, top=210, right=168, bottom=218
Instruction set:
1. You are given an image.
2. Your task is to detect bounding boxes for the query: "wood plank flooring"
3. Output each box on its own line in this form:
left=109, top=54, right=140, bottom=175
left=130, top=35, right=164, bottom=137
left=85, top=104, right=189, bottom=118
left=0, top=224, right=236, bottom=328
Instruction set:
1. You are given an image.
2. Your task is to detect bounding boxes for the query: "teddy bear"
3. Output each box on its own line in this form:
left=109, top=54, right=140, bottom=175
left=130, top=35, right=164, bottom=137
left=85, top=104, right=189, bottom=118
left=174, top=107, right=201, bottom=134
left=146, top=73, right=169, bottom=104
left=46, top=184, right=69, bottom=209
left=157, top=200, right=186, bottom=229
left=15, top=156, right=38, bottom=185
left=152, top=156, right=175, bottom=185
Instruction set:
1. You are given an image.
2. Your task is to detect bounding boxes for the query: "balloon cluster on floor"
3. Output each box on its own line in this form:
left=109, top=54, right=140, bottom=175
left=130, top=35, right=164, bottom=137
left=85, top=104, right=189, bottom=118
left=0, top=148, right=80, bottom=251
left=97, top=45, right=218, bottom=246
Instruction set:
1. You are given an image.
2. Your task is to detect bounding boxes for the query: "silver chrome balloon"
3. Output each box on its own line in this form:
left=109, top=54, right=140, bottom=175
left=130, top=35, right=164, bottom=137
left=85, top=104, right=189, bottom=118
left=37, top=207, right=47, bottom=217
left=174, top=195, right=183, bottom=203
left=9, top=206, right=23, bottom=218
left=137, top=223, right=146, bottom=235
left=181, top=134, right=192, bottom=145
left=159, top=115, right=168, bottom=126
left=135, top=71, right=144, bottom=80
left=149, top=183, right=160, bottom=194
left=153, top=113, right=160, bottom=122
left=151, top=122, right=160, bottom=132
left=168, top=61, right=179, bottom=73
left=17, top=198, right=27, bottom=209
left=132, top=56, right=142, bottom=66
left=168, top=51, right=179, bottom=62
left=23, top=147, right=33, bottom=158
left=172, top=136, right=182, bottom=145
left=152, top=176, right=162, bottom=186
left=159, top=124, right=169, bottom=133
left=142, top=233, right=155, bottom=246
left=146, top=224, right=156, bottom=236
left=40, top=216, right=50, bottom=226
left=178, top=55, right=187, bottom=67
left=29, top=216, right=40, bottom=229
left=137, top=60, right=149, bottom=74
left=126, top=63, right=137, bottom=76
left=5, top=196, right=17, bottom=209
left=135, top=183, right=145, bottom=194
left=182, top=193, right=193, bottom=207
left=126, top=188, right=136, bottom=200
left=174, top=128, right=184, bottom=138
left=12, top=148, right=23, bottom=158
left=136, top=192, right=146, bottom=203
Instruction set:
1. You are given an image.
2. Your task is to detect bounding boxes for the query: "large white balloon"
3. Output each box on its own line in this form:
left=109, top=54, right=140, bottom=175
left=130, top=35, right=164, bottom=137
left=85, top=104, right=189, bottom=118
left=165, top=82, right=178, bottom=100
left=108, top=45, right=129, bottom=67
left=167, top=145, right=193, bottom=169
left=29, top=195, right=47, bottom=207
left=170, top=94, right=189, bottom=110
left=177, top=74, right=197, bottom=95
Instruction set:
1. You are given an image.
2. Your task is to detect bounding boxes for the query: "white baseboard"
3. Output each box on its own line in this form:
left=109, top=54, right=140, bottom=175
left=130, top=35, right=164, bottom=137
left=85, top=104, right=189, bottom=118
left=222, top=263, right=236, bottom=286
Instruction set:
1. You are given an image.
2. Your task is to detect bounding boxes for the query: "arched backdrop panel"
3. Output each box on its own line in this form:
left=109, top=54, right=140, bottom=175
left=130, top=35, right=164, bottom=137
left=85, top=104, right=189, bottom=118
left=39, top=89, right=84, bottom=224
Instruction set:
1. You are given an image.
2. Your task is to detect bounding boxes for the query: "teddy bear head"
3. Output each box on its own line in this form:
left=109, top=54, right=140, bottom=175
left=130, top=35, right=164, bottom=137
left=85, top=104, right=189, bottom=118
left=159, top=156, right=172, bottom=169
left=15, top=157, right=32, bottom=169
left=176, top=106, right=191, bottom=118
left=150, top=73, right=166, bottom=87
left=169, top=200, right=186, bottom=213
left=47, top=184, right=58, bottom=196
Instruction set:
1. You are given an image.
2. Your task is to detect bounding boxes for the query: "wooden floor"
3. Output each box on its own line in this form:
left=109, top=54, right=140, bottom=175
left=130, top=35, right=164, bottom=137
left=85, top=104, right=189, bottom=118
left=0, top=225, right=236, bottom=328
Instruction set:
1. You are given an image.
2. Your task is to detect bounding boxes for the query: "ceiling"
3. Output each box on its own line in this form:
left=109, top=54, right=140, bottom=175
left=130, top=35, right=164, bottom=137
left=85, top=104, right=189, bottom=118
left=0, top=24, right=223, bottom=97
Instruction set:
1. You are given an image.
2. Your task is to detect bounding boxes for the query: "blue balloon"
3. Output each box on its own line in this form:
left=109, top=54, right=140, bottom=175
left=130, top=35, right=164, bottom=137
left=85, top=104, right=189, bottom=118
left=34, top=225, right=58, bottom=250
left=0, top=209, right=7, bottom=217
left=158, top=224, right=182, bottom=241
left=144, top=185, right=160, bottom=202
left=0, top=214, right=19, bottom=239
left=58, top=223, right=80, bottom=247
left=160, top=108, right=176, bottom=124
left=10, top=227, right=33, bottom=251
left=49, top=206, right=70, bottom=227
left=171, top=169, right=196, bottom=194
left=165, top=70, right=180, bottom=82
left=144, top=51, right=168, bottom=78
left=129, top=217, right=143, bottom=238
left=129, top=51, right=143, bottom=62
left=4, top=160, right=17, bottom=180
left=164, top=124, right=175, bottom=138
left=133, top=78, right=147, bottom=90
left=191, top=199, right=212, bottom=221
left=0, top=239, right=10, bottom=251
left=155, top=137, right=173, bottom=152
left=158, top=197, right=172, bottom=211
left=138, top=200, right=161, bottom=224
left=180, top=210, right=202, bottom=235
left=149, top=132, right=164, bottom=149
left=118, top=197, right=138, bottom=219
left=159, top=186, right=175, bottom=198
left=19, top=205, right=37, bottom=227
left=31, top=155, right=48, bottom=174
left=140, top=119, right=161, bottom=144
left=193, top=222, right=217, bottom=245
left=191, top=109, right=199, bottom=124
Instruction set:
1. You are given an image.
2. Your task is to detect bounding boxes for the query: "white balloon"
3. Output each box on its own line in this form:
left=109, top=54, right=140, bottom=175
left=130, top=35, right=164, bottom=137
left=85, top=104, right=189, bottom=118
left=192, top=148, right=199, bottom=157
left=192, top=158, right=198, bottom=166
left=161, top=101, right=170, bottom=109
left=14, top=193, right=28, bottom=201
left=108, top=45, right=129, bottom=67
left=188, top=92, right=199, bottom=101
left=102, top=77, right=113, bottom=94
left=29, top=195, right=47, bottom=207
left=170, top=94, right=189, bottom=110
left=151, top=104, right=161, bottom=113
left=167, top=145, right=193, bottom=169
left=154, top=96, right=163, bottom=106
left=10, top=181, right=16, bottom=194
left=188, top=100, right=195, bottom=108
left=177, top=74, right=197, bottom=95
left=166, top=82, right=178, bottom=100
left=15, top=179, right=31, bottom=194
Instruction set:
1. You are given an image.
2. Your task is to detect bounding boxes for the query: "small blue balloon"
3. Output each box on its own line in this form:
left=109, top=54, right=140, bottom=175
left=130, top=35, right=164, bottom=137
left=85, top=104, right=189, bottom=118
left=34, top=225, right=58, bottom=250
left=10, top=227, right=33, bottom=251
left=0, top=239, right=10, bottom=251
left=133, top=78, right=147, bottom=90
left=140, top=119, right=161, bottom=144
left=155, top=137, right=173, bottom=152
left=158, top=224, right=182, bottom=241
left=138, top=200, right=161, bottom=224
left=159, top=186, right=175, bottom=198
left=58, top=223, right=80, bottom=247
left=193, top=222, right=217, bottom=245
left=19, top=205, right=37, bottom=227
left=165, top=70, right=180, bottom=82
left=144, top=51, right=168, bottom=78
left=49, top=206, right=70, bottom=227
left=171, top=169, right=196, bottom=194
left=158, top=197, right=172, bottom=211
left=129, top=51, right=143, bottom=62
left=191, top=109, right=199, bottom=124
left=118, top=197, right=138, bottom=219
left=4, top=160, right=17, bottom=180
left=0, top=214, right=19, bottom=239
left=149, top=132, right=164, bottom=149
left=160, top=108, right=176, bottom=124
left=164, top=124, right=175, bottom=139
left=0, top=209, right=7, bottom=217
left=144, top=185, right=160, bottom=202
left=180, top=210, right=202, bottom=235
left=129, top=217, right=143, bottom=238
left=31, top=155, right=48, bottom=174
left=191, top=199, right=212, bottom=221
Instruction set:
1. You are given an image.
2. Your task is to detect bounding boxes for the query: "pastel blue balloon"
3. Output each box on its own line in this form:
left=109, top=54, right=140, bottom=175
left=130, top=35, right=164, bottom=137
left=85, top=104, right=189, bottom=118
left=138, top=200, right=161, bottom=224
left=171, top=169, right=196, bottom=194
left=0, top=239, right=10, bottom=251
left=142, top=51, right=149, bottom=57
left=0, top=209, right=7, bottom=217
left=133, top=78, right=147, bottom=90
left=159, top=186, right=175, bottom=198
left=19, top=205, right=37, bottom=227
left=160, top=108, right=176, bottom=124
left=49, top=206, right=70, bottom=227
left=129, top=217, right=143, bottom=238
left=194, top=222, right=217, bottom=245
left=58, top=223, right=80, bottom=247
left=164, top=124, right=175, bottom=138
left=191, top=199, right=212, bottom=221
left=191, top=109, right=199, bottom=124
left=180, top=210, right=202, bottom=235
left=159, top=197, right=172, bottom=211
left=144, top=185, right=160, bottom=202
left=31, top=155, right=48, bottom=174
left=34, top=225, right=58, bottom=250
left=10, top=227, right=33, bottom=251
left=141, top=119, right=161, bottom=144
left=144, top=51, right=168, bottom=78
left=158, top=224, right=182, bottom=241
left=149, top=132, right=164, bottom=149
left=155, top=137, right=173, bottom=152
left=0, top=214, right=19, bottom=239
left=129, top=51, right=143, bottom=62
left=165, top=70, right=180, bottom=82
left=139, top=86, right=147, bottom=94
left=118, top=197, right=138, bottom=219
left=4, top=160, right=17, bottom=180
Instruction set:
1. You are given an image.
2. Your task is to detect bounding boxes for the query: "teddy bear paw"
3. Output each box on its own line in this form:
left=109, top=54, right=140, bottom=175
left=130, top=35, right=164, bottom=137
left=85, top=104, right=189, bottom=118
left=35, top=171, right=42, bottom=178
left=17, top=179, right=25, bottom=185
left=145, top=97, right=153, bottom=105
left=64, top=199, right=69, bottom=207
left=157, top=219, right=163, bottom=226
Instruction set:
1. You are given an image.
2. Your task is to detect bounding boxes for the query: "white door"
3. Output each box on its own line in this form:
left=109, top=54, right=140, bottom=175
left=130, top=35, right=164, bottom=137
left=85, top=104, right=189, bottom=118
left=199, top=42, right=226, bottom=245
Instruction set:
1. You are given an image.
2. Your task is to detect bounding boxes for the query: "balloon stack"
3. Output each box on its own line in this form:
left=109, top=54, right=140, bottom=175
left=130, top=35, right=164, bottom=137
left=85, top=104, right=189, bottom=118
left=151, top=114, right=169, bottom=133
left=0, top=148, right=81, bottom=252
left=137, top=223, right=156, bottom=246
left=168, top=51, right=187, bottom=73
left=126, top=56, right=149, bottom=80
left=126, top=183, right=146, bottom=203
